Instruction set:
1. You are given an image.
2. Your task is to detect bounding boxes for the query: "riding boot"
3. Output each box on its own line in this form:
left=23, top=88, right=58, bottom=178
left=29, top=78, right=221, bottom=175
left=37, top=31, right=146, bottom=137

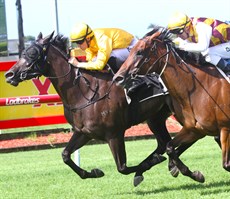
left=107, top=57, right=118, bottom=74
left=216, top=58, right=230, bottom=76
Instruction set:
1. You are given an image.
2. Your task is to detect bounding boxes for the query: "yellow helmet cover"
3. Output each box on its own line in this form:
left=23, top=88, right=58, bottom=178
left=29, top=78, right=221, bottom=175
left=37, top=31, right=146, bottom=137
left=168, top=12, right=191, bottom=30
left=70, top=22, right=94, bottom=42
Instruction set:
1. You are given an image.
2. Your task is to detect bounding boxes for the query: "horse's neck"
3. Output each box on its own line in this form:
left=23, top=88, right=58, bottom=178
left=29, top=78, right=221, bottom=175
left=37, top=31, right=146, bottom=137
left=48, top=63, right=118, bottom=108
left=162, top=58, right=215, bottom=103
left=46, top=47, right=74, bottom=102
left=47, top=45, right=125, bottom=109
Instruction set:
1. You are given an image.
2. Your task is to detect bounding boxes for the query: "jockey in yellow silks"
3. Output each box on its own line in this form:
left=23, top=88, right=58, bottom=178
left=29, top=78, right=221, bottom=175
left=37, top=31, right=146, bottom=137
left=167, top=12, right=230, bottom=76
left=69, top=22, right=138, bottom=71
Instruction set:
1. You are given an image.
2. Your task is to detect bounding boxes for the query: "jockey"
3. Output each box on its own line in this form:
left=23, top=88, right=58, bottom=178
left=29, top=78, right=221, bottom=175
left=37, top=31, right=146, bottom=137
left=167, top=12, right=230, bottom=76
left=68, top=22, right=138, bottom=72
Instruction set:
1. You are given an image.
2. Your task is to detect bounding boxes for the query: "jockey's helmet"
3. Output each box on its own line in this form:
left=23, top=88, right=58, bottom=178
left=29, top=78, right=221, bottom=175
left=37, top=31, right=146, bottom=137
left=70, top=22, right=94, bottom=42
left=167, top=12, right=191, bottom=34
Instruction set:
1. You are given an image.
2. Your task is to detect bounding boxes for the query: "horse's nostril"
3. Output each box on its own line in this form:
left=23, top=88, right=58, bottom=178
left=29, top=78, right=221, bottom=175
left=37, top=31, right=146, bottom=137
left=114, top=76, right=124, bottom=84
left=5, top=71, right=14, bottom=79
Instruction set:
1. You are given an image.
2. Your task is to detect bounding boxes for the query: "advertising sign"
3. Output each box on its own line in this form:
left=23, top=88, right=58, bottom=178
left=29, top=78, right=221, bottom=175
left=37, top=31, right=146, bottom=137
left=0, top=61, right=66, bottom=129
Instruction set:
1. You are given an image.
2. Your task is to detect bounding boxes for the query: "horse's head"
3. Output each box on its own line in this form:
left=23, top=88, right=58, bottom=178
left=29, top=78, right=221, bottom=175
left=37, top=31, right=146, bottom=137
left=5, top=32, right=54, bottom=86
left=113, top=26, right=172, bottom=89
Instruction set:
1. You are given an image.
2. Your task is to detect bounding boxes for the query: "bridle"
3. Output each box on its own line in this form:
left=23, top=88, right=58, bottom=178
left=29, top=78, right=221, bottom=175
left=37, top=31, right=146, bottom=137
left=130, top=38, right=170, bottom=80
left=21, top=41, right=72, bottom=80
left=20, top=41, right=49, bottom=80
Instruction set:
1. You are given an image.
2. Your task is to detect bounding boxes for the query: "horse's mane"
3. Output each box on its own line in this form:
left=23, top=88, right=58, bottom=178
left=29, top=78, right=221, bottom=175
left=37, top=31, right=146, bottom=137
left=145, top=24, right=208, bottom=66
left=144, top=24, right=173, bottom=41
left=51, top=34, right=69, bottom=54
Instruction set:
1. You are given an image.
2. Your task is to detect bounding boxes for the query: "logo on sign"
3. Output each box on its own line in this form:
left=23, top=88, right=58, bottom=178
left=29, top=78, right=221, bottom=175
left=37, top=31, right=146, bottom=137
left=6, top=97, right=40, bottom=106
left=32, top=78, right=62, bottom=107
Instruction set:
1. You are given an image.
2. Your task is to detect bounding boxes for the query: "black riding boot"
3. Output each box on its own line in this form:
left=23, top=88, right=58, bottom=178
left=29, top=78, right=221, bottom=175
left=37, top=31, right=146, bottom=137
left=107, top=57, right=118, bottom=74
left=217, top=59, right=230, bottom=76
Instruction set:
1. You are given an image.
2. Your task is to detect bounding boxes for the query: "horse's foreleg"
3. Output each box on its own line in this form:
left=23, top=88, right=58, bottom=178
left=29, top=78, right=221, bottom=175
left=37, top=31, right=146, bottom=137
left=134, top=117, right=170, bottom=177
left=62, top=131, right=104, bottom=179
left=166, top=129, right=205, bottom=183
left=134, top=108, right=171, bottom=184
left=169, top=141, right=197, bottom=178
left=108, top=130, right=165, bottom=187
left=108, top=135, right=139, bottom=175
left=220, top=129, right=230, bottom=172
left=108, top=134, right=146, bottom=187
left=214, top=135, right=221, bottom=148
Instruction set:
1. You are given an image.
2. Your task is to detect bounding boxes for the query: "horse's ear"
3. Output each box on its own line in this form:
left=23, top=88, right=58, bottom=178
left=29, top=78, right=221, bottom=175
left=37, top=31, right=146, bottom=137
left=150, top=31, right=161, bottom=41
left=43, top=31, right=55, bottom=44
left=37, top=32, right=43, bottom=40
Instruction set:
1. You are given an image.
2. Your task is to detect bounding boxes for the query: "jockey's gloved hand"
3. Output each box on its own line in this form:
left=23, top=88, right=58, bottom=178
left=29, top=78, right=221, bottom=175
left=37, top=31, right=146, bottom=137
left=68, top=57, right=79, bottom=67
left=68, top=47, right=73, bottom=58
left=172, top=38, right=187, bottom=50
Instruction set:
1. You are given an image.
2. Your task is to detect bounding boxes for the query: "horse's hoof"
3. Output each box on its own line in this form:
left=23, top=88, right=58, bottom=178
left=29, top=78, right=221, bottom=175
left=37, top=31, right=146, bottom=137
left=223, top=163, right=230, bottom=172
left=134, top=175, right=144, bottom=187
left=170, top=166, right=180, bottom=178
left=224, top=167, right=230, bottom=172
left=193, top=171, right=205, bottom=183
left=91, top=169, right=104, bottom=178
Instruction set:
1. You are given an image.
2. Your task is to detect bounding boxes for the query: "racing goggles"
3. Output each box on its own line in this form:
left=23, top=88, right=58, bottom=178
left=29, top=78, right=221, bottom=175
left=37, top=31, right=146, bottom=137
left=169, top=28, right=184, bottom=35
left=75, top=39, right=85, bottom=45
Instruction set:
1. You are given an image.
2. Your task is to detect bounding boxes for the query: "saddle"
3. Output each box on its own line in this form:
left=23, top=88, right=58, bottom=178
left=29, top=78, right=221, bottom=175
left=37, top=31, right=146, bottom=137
left=176, top=49, right=230, bottom=82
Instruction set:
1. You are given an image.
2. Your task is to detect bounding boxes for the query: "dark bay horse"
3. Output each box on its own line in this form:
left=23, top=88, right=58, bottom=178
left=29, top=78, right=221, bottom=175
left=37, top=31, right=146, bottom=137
left=114, top=26, right=229, bottom=183
left=4, top=32, right=177, bottom=186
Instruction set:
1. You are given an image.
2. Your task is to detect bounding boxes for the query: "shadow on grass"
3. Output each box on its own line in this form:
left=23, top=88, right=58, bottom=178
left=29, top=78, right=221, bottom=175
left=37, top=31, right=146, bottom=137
left=133, top=180, right=230, bottom=196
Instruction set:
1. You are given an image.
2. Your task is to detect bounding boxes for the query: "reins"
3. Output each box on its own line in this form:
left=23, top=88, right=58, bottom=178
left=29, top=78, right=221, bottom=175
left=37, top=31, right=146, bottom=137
left=42, top=44, right=72, bottom=79
left=146, top=40, right=170, bottom=77
left=145, top=39, right=194, bottom=77
left=69, top=75, right=114, bottom=112
left=42, top=40, right=115, bottom=112
left=161, top=39, right=230, bottom=120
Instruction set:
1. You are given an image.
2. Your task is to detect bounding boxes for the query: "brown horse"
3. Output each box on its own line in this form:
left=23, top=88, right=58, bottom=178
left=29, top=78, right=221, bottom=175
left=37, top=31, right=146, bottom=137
left=114, top=25, right=229, bottom=183
left=4, top=32, right=179, bottom=186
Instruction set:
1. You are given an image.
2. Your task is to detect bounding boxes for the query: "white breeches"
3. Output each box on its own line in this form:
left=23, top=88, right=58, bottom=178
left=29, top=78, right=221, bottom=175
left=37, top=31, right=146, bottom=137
left=202, top=41, right=230, bottom=65
left=110, top=37, right=138, bottom=67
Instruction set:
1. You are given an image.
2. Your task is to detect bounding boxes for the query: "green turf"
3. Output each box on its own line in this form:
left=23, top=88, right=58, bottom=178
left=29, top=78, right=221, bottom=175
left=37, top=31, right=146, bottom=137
left=0, top=137, right=229, bottom=199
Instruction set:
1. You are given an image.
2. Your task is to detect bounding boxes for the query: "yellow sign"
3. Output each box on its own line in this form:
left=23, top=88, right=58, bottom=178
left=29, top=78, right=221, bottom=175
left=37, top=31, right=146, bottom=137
left=0, top=71, right=63, bottom=121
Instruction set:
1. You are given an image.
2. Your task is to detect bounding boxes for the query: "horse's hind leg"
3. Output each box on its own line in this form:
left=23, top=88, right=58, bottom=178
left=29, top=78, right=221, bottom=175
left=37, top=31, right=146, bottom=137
left=220, top=129, right=230, bottom=172
left=62, top=131, right=104, bottom=179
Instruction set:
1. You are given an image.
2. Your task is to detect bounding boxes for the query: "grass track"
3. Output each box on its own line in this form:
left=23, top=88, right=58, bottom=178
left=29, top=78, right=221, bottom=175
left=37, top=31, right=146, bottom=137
left=0, top=137, right=229, bottom=199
